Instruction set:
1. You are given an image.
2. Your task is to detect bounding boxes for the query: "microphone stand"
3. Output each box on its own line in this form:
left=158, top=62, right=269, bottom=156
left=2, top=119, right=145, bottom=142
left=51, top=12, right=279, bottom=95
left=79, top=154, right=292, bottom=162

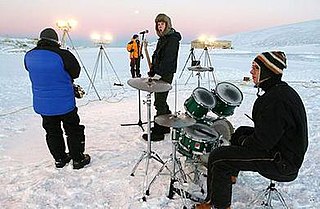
left=120, top=32, right=148, bottom=131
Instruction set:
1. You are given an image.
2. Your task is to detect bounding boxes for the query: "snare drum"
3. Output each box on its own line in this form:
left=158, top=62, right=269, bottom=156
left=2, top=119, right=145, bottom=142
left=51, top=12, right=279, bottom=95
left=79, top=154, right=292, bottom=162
left=184, top=87, right=216, bottom=119
left=177, top=123, right=219, bottom=158
left=198, top=118, right=234, bottom=166
left=211, top=82, right=243, bottom=117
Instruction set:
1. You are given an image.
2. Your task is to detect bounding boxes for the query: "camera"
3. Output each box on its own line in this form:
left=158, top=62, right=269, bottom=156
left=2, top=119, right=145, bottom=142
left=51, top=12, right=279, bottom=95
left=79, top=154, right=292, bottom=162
left=73, top=84, right=85, bottom=99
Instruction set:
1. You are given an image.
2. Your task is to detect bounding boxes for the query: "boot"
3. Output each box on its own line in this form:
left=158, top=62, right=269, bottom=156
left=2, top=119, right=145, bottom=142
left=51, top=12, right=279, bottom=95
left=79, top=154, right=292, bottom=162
left=55, top=153, right=71, bottom=168
left=193, top=202, right=212, bottom=209
left=73, top=154, right=91, bottom=169
left=142, top=122, right=170, bottom=141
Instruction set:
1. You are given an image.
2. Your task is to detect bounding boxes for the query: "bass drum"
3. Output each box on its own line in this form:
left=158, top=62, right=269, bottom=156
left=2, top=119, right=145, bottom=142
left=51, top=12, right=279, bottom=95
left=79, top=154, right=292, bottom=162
left=198, top=118, right=234, bottom=167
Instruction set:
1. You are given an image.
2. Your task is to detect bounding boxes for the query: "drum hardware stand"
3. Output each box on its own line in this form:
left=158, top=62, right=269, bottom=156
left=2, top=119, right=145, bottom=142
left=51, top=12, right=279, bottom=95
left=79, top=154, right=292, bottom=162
left=120, top=90, right=148, bottom=131
left=249, top=180, right=289, bottom=209
left=184, top=157, right=206, bottom=194
left=58, top=27, right=101, bottom=100
left=129, top=93, right=167, bottom=201
left=87, top=43, right=124, bottom=99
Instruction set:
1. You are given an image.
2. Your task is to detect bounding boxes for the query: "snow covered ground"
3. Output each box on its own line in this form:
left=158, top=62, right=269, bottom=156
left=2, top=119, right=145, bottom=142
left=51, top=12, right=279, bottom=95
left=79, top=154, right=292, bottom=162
left=0, top=20, right=320, bottom=209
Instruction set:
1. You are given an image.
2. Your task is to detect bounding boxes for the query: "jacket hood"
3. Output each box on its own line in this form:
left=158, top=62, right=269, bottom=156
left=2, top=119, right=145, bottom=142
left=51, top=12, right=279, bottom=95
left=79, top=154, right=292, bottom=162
left=155, top=13, right=172, bottom=37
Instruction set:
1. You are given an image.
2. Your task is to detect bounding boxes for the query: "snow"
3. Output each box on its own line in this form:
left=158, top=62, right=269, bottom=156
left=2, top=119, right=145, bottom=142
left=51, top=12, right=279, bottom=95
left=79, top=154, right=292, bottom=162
left=1, top=20, right=320, bottom=209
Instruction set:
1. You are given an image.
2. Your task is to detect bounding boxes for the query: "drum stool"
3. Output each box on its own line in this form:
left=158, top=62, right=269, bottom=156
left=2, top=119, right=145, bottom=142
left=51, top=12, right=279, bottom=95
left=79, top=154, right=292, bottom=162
left=250, top=179, right=289, bottom=209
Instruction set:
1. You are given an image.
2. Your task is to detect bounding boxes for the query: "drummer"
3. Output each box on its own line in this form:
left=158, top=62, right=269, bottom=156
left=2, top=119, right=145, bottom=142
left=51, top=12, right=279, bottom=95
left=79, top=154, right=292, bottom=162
left=142, top=13, right=182, bottom=141
left=193, top=51, right=308, bottom=209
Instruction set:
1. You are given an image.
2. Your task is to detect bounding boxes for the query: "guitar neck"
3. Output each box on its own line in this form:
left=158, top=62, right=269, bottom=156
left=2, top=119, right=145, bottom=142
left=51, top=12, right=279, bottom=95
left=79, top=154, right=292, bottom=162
left=143, top=40, right=152, bottom=70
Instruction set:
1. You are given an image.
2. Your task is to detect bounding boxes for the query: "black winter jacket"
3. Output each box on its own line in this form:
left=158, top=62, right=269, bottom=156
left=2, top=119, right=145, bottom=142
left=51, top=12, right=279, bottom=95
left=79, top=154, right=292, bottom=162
left=243, top=76, right=308, bottom=179
left=151, top=28, right=182, bottom=76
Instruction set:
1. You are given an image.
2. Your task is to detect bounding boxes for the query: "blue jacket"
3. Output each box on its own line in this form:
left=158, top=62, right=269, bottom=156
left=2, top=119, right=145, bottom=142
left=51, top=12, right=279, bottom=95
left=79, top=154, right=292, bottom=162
left=24, top=40, right=80, bottom=116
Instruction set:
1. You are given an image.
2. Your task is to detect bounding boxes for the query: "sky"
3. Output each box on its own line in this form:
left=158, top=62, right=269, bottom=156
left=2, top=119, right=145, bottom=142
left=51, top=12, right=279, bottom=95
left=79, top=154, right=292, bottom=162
left=1, top=0, right=320, bottom=45
left=1, top=19, right=320, bottom=208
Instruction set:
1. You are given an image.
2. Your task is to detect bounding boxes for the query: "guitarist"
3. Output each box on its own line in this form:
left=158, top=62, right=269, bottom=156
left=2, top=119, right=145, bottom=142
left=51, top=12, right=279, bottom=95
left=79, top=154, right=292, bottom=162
left=142, top=13, right=182, bottom=141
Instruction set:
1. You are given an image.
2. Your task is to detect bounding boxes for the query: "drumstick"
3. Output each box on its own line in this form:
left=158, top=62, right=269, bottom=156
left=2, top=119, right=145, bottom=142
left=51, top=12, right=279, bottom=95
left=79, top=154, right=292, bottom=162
left=245, top=113, right=253, bottom=121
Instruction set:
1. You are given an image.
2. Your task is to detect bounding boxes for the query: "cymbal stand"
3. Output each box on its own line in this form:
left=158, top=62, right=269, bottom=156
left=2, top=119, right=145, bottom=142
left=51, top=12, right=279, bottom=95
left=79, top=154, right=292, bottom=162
left=130, top=93, right=167, bottom=201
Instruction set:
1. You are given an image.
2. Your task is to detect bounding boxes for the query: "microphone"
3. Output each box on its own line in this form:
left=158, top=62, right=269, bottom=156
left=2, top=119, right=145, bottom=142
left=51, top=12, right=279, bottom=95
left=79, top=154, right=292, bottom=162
left=139, top=30, right=149, bottom=34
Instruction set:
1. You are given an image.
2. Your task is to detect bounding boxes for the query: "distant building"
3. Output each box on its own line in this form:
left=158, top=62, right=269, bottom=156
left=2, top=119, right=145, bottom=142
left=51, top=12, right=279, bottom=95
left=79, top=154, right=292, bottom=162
left=191, top=39, right=232, bottom=49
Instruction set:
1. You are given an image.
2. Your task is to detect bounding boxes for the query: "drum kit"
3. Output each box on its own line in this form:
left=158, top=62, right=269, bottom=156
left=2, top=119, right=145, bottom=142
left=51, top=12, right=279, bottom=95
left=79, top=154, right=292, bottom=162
left=127, top=71, right=243, bottom=205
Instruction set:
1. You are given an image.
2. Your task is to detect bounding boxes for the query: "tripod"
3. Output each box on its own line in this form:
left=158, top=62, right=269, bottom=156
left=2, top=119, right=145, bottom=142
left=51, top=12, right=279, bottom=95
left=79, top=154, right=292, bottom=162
left=59, top=29, right=101, bottom=100
left=87, top=44, right=124, bottom=100
left=130, top=93, right=167, bottom=201
left=178, top=47, right=198, bottom=79
left=184, top=47, right=217, bottom=89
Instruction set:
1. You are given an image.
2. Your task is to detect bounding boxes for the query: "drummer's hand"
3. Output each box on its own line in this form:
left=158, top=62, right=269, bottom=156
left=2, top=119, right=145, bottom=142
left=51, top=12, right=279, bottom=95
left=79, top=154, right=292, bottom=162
left=230, top=126, right=254, bottom=146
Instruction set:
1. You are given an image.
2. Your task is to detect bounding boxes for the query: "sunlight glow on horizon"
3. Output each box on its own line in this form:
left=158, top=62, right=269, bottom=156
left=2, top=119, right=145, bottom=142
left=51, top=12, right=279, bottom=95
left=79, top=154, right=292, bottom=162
left=1, top=0, right=320, bottom=45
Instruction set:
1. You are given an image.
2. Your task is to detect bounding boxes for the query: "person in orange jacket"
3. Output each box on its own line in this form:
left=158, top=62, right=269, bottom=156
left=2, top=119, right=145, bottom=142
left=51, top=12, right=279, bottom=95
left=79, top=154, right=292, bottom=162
left=127, top=34, right=142, bottom=78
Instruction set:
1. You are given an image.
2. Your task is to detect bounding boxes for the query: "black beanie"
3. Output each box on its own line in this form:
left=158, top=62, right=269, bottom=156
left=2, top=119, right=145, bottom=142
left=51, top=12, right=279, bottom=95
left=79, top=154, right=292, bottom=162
left=254, top=51, right=287, bottom=80
left=132, top=34, right=138, bottom=39
left=40, top=28, right=59, bottom=43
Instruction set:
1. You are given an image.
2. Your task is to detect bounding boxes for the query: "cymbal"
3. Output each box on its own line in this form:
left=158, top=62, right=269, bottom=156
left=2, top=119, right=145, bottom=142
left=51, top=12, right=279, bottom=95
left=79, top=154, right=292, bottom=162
left=188, top=66, right=214, bottom=72
left=155, top=113, right=196, bottom=128
left=127, top=78, right=172, bottom=93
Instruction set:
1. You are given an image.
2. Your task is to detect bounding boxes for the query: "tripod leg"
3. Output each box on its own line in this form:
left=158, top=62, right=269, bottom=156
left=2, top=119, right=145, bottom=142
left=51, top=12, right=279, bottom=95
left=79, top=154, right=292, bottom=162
left=102, top=48, right=124, bottom=89
left=274, top=189, right=289, bottom=209
left=66, top=32, right=101, bottom=100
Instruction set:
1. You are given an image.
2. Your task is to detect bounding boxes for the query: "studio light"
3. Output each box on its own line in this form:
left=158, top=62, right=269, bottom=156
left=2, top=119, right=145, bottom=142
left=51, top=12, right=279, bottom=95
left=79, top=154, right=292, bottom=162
left=56, top=19, right=78, bottom=48
left=56, top=19, right=77, bottom=32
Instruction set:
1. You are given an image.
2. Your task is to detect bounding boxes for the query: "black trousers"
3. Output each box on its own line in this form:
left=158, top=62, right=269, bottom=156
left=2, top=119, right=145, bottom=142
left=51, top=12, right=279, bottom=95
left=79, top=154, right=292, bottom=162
left=206, top=145, right=279, bottom=209
left=154, top=73, right=174, bottom=116
left=41, top=107, right=85, bottom=161
left=130, top=57, right=141, bottom=78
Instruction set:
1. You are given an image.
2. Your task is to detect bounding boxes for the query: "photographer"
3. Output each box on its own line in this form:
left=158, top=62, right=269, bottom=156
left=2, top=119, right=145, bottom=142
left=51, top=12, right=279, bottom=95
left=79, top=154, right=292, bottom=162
left=127, top=34, right=142, bottom=78
left=24, top=28, right=90, bottom=169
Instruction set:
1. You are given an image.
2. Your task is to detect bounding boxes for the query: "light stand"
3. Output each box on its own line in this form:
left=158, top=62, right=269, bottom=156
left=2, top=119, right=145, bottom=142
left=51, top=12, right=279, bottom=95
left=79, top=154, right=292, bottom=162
left=120, top=31, right=148, bottom=131
left=56, top=22, right=101, bottom=100
left=87, top=42, right=124, bottom=99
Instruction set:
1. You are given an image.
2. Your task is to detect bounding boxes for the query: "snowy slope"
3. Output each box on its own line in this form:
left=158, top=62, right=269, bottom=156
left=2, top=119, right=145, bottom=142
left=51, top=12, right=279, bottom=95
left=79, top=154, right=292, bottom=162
left=222, top=19, right=320, bottom=53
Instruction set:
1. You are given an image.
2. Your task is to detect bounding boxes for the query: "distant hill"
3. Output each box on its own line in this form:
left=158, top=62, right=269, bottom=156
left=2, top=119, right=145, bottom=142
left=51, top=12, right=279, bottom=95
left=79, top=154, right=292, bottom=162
left=0, top=37, right=37, bottom=53
left=221, top=19, right=320, bottom=53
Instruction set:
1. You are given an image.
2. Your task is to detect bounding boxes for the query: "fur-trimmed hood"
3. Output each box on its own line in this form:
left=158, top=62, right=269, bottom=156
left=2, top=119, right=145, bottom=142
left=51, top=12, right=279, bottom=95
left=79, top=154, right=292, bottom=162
left=155, top=13, right=172, bottom=37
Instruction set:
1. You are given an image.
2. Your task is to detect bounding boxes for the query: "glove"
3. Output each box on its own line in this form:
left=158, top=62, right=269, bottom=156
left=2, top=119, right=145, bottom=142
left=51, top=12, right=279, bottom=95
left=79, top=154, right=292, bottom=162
left=140, top=54, right=144, bottom=59
left=129, top=49, right=134, bottom=52
left=230, top=126, right=254, bottom=146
